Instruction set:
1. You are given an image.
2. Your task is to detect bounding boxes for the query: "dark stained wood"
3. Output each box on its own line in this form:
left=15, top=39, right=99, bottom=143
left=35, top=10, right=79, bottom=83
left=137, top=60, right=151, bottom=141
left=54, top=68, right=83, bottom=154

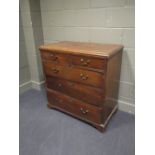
left=41, top=51, right=71, bottom=66
left=43, top=62, right=105, bottom=88
left=103, top=50, right=123, bottom=122
left=70, top=55, right=107, bottom=70
left=39, top=41, right=123, bottom=132
left=47, top=89, right=102, bottom=124
left=46, top=76, right=103, bottom=106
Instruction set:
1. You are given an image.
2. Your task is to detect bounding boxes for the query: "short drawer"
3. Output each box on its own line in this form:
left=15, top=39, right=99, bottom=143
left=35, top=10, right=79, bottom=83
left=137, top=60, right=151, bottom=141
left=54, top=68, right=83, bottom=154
left=46, top=76, right=103, bottom=106
left=41, top=51, right=70, bottom=66
left=47, top=89, right=102, bottom=124
left=43, top=62, right=104, bottom=88
left=71, top=55, right=106, bottom=70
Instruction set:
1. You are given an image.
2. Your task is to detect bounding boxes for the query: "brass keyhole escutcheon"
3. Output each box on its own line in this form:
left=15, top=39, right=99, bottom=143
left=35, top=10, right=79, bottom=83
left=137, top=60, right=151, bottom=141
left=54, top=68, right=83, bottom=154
left=67, top=82, right=74, bottom=87
left=58, top=83, right=62, bottom=87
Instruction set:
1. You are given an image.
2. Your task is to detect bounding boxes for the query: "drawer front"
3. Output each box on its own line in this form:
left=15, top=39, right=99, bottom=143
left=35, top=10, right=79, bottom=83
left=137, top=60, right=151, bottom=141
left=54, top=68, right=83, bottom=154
left=47, top=89, right=102, bottom=124
left=46, top=76, right=103, bottom=106
left=41, top=51, right=70, bottom=66
left=43, top=62, right=104, bottom=88
left=71, top=55, right=106, bottom=70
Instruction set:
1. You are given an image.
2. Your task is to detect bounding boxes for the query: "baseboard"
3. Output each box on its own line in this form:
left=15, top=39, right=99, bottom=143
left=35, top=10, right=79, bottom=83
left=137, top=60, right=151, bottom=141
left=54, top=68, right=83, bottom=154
left=118, top=100, right=135, bottom=115
left=31, top=80, right=45, bottom=90
left=19, top=81, right=32, bottom=94
left=19, top=80, right=45, bottom=93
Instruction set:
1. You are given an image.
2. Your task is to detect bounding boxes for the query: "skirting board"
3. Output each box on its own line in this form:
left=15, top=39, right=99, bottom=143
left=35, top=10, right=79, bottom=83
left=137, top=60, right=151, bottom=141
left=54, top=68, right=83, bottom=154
left=19, top=81, right=32, bottom=94
left=19, top=80, right=45, bottom=93
left=31, top=80, right=45, bottom=90
left=118, top=100, right=135, bottom=114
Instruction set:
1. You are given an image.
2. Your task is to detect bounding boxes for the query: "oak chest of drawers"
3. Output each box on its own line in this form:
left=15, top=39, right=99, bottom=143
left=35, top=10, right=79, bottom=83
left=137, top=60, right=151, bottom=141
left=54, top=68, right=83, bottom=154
left=39, top=41, right=123, bottom=132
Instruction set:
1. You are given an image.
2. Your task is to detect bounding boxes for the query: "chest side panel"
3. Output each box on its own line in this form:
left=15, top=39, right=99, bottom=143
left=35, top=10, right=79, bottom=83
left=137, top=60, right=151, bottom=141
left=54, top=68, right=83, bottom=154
left=103, top=50, right=123, bottom=121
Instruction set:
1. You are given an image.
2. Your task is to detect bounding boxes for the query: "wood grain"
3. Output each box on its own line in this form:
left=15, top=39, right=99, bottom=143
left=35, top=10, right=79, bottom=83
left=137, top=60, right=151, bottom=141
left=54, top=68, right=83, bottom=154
left=47, top=89, right=102, bottom=124
left=39, top=41, right=123, bottom=132
left=39, top=41, right=123, bottom=58
left=46, top=76, right=103, bottom=106
left=43, top=62, right=105, bottom=88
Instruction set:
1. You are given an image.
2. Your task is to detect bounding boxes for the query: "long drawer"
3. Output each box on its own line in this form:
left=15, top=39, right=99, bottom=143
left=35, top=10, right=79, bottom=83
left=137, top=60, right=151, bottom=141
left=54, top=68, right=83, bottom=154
left=47, top=89, right=102, bottom=124
left=43, top=62, right=104, bottom=88
left=46, top=76, right=104, bottom=106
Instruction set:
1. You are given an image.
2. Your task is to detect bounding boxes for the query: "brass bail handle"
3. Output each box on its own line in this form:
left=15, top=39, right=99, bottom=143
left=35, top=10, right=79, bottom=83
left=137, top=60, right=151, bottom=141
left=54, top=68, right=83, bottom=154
left=80, top=73, right=88, bottom=80
left=80, top=108, right=89, bottom=114
left=80, top=58, right=90, bottom=66
left=51, top=68, right=59, bottom=73
left=50, top=53, right=58, bottom=61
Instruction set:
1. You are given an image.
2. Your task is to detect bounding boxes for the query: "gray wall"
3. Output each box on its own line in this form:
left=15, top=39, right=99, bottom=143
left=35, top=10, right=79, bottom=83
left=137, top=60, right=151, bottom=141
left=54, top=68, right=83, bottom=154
left=19, top=0, right=135, bottom=114
left=19, top=10, right=31, bottom=92
left=19, top=0, right=44, bottom=92
left=40, top=0, right=135, bottom=114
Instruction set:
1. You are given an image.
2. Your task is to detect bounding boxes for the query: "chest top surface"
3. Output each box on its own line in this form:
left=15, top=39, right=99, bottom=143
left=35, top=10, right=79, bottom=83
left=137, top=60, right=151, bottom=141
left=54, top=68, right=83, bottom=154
left=39, top=41, right=123, bottom=58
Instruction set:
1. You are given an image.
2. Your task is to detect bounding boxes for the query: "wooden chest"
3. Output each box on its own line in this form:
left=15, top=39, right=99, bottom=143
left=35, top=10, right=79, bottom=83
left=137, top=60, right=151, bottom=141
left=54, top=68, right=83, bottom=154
left=39, top=41, right=123, bottom=132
